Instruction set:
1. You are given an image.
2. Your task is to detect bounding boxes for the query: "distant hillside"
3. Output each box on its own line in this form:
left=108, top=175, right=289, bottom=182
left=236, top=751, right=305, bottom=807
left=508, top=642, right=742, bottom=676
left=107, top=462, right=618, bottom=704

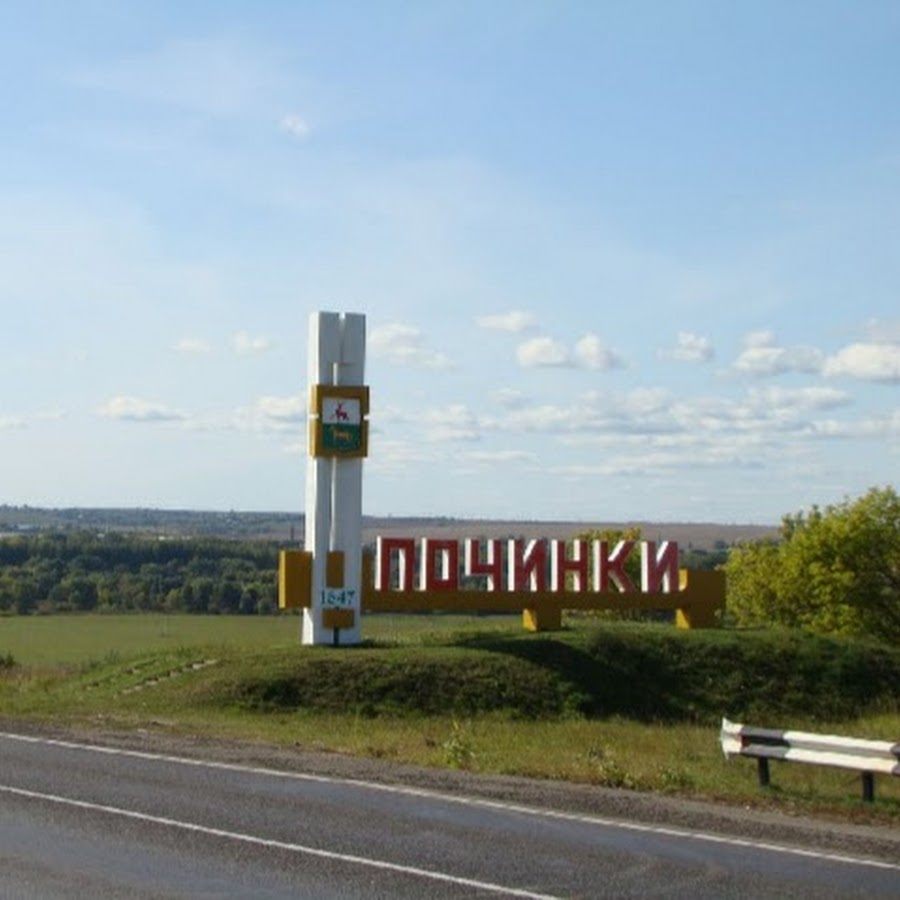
left=0, top=506, right=777, bottom=550
left=0, top=506, right=299, bottom=541
left=367, top=518, right=779, bottom=550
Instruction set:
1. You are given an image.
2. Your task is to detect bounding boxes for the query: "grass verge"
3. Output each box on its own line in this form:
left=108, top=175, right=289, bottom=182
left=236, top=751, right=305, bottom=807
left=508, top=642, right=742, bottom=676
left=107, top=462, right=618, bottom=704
left=1, top=613, right=898, bottom=824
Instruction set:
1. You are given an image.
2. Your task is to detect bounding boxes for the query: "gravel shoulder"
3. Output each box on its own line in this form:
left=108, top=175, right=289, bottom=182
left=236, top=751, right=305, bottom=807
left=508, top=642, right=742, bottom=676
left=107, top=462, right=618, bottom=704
left=5, top=719, right=898, bottom=867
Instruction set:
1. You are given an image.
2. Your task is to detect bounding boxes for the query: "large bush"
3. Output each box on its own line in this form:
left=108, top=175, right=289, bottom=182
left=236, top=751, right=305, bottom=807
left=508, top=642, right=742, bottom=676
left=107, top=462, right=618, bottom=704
left=725, top=486, right=900, bottom=643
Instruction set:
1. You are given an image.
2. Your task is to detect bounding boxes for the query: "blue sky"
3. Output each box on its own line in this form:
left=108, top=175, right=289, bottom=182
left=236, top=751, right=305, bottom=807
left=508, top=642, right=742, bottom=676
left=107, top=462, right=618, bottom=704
left=1, top=1, right=898, bottom=523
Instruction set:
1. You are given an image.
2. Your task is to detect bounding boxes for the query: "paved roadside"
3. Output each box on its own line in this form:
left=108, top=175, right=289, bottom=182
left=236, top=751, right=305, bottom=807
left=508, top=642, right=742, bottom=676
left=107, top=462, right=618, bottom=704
left=5, top=719, right=898, bottom=867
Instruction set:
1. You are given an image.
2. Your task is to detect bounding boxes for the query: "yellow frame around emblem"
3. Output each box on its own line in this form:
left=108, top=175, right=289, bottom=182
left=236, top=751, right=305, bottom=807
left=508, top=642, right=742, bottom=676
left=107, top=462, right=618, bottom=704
left=309, top=384, right=370, bottom=458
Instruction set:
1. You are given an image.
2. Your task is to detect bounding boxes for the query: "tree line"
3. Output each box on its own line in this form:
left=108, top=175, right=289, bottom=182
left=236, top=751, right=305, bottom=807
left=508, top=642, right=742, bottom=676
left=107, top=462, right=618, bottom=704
left=0, top=531, right=282, bottom=615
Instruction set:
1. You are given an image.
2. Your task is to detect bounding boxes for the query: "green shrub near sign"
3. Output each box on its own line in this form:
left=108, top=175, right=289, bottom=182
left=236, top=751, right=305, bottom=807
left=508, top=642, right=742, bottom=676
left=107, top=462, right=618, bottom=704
left=725, top=486, right=900, bottom=644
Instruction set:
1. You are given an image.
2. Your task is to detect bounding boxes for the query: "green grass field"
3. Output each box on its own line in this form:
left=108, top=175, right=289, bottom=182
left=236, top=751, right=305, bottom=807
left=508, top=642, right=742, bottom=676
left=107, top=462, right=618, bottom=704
left=0, top=613, right=521, bottom=665
left=1, top=613, right=898, bottom=824
left=0, top=612, right=303, bottom=665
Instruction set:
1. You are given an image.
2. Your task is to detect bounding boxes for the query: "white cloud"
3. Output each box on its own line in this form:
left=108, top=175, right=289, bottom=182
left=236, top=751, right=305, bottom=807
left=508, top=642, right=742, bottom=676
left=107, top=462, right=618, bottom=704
left=98, top=396, right=186, bottom=422
left=0, top=415, right=27, bottom=430
left=516, top=336, right=570, bottom=368
left=822, top=342, right=900, bottom=383
left=260, top=395, right=305, bottom=419
left=746, top=385, right=851, bottom=412
left=492, top=387, right=530, bottom=409
left=280, top=113, right=311, bottom=140
left=233, top=332, right=273, bottom=356
left=495, top=403, right=578, bottom=432
left=733, top=331, right=824, bottom=376
left=368, top=402, right=408, bottom=426
left=806, top=410, right=900, bottom=439
left=366, top=438, right=435, bottom=474
left=661, top=331, right=714, bottom=363
left=514, top=334, right=624, bottom=370
left=234, top=394, right=306, bottom=432
left=173, top=337, right=211, bottom=354
left=423, top=403, right=481, bottom=442
left=465, top=449, right=537, bottom=465
left=574, top=333, right=626, bottom=370
left=621, top=387, right=672, bottom=416
left=744, top=330, right=776, bottom=348
left=553, top=451, right=745, bottom=478
left=369, top=323, right=453, bottom=369
left=485, top=381, right=859, bottom=456
left=551, top=427, right=777, bottom=478
left=476, top=310, right=537, bottom=332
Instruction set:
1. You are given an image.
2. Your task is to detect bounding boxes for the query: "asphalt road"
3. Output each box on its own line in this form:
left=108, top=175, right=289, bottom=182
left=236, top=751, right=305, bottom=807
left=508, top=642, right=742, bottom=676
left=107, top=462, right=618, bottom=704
left=0, top=730, right=897, bottom=898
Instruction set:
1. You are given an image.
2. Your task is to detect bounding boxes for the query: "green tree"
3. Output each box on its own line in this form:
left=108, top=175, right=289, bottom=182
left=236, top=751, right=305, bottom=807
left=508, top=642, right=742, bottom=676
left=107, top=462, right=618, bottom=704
left=211, top=579, right=242, bottom=615
left=14, top=580, right=38, bottom=615
left=725, top=486, right=900, bottom=643
left=572, top=526, right=667, bottom=622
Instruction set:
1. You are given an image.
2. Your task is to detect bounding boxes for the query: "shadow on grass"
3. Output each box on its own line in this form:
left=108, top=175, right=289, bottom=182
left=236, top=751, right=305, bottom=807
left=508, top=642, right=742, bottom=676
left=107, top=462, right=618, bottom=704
left=451, top=630, right=691, bottom=721
left=451, top=626, right=900, bottom=725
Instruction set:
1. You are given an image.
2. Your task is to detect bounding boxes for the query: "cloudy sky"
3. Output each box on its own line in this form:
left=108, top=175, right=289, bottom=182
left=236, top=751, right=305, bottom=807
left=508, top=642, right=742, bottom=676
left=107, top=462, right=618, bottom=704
left=1, top=1, right=898, bottom=523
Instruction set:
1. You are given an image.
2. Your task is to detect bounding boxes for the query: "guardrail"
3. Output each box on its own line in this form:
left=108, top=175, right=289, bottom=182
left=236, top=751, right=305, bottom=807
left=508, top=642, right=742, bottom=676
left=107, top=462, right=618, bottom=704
left=720, top=718, right=900, bottom=802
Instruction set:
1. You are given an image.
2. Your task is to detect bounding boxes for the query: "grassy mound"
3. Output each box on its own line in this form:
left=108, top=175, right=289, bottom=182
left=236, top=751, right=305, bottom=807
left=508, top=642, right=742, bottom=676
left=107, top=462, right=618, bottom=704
left=193, top=624, right=900, bottom=725
left=193, top=647, right=576, bottom=719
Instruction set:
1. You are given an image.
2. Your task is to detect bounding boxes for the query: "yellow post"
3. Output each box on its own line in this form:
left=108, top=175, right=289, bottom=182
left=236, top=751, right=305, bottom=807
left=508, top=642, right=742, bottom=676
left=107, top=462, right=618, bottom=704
left=279, top=550, right=312, bottom=609
left=675, top=569, right=726, bottom=629
left=523, top=605, right=562, bottom=632
left=326, top=550, right=345, bottom=588
left=322, top=608, right=355, bottom=630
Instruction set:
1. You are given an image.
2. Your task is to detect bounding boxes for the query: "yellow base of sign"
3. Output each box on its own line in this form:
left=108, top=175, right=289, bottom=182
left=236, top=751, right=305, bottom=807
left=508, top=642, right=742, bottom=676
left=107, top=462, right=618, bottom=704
left=523, top=607, right=563, bottom=632
left=322, top=608, right=355, bottom=630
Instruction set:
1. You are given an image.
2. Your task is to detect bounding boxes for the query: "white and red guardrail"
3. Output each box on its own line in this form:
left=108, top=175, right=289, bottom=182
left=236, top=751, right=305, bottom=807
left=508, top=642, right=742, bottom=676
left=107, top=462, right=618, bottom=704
left=721, top=717, right=900, bottom=802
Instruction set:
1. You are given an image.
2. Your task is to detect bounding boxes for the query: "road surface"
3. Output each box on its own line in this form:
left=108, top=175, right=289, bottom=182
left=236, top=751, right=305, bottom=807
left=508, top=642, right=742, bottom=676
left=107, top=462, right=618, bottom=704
left=1, top=729, right=897, bottom=898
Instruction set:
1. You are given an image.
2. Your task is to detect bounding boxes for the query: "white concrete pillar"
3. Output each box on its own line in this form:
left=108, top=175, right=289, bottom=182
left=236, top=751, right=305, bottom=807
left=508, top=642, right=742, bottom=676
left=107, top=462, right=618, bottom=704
left=302, top=312, right=366, bottom=645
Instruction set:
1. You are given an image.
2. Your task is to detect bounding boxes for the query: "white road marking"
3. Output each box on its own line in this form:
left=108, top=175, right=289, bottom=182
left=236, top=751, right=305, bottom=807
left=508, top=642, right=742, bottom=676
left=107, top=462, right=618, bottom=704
left=2, top=730, right=898, bottom=873
left=0, top=782, right=560, bottom=900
